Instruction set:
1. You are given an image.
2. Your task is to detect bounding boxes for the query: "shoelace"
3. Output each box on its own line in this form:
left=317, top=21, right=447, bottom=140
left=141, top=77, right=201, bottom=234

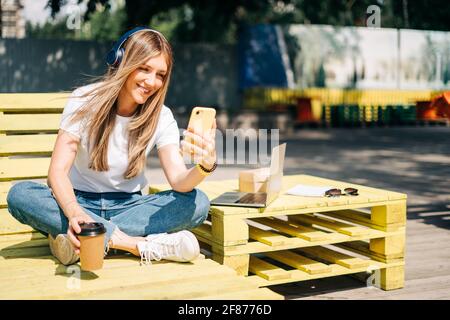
left=139, top=234, right=181, bottom=265
left=104, top=241, right=110, bottom=257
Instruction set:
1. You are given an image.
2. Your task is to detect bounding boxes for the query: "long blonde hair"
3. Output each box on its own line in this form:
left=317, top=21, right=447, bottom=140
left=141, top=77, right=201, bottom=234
left=68, top=29, right=173, bottom=179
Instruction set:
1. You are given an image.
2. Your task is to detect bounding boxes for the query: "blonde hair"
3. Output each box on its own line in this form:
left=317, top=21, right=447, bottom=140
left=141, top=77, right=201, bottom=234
left=68, top=29, right=173, bottom=179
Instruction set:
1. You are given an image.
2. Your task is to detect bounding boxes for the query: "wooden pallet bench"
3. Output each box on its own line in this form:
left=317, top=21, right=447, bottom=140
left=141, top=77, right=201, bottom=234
left=152, top=175, right=407, bottom=291
left=0, top=93, right=283, bottom=300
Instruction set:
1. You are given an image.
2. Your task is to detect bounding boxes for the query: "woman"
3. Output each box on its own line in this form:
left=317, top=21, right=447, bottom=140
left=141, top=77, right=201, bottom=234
left=6, top=27, right=217, bottom=266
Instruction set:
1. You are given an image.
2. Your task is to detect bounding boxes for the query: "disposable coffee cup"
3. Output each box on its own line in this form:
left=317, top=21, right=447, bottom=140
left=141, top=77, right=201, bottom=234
left=78, top=222, right=106, bottom=271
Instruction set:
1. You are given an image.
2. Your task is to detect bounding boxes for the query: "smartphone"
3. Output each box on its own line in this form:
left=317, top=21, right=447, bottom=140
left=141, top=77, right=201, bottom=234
left=184, top=107, right=216, bottom=156
left=187, top=106, right=216, bottom=137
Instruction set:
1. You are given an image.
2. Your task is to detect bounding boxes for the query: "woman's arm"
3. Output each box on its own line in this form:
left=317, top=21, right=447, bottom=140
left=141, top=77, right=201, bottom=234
left=158, top=121, right=216, bottom=192
left=47, top=129, right=95, bottom=253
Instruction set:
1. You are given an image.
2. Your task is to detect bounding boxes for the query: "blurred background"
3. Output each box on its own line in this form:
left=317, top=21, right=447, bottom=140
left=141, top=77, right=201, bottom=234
left=1, top=0, right=449, bottom=299
left=1, top=0, right=449, bottom=128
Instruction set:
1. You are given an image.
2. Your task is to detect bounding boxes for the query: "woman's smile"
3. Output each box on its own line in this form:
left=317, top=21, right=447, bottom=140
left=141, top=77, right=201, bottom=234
left=137, top=83, right=151, bottom=95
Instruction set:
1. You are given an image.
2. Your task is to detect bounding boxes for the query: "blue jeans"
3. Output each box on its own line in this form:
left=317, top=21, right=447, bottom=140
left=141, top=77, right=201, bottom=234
left=6, top=181, right=210, bottom=251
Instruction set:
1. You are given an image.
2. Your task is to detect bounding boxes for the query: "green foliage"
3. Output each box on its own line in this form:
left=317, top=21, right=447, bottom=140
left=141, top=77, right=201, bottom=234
left=87, top=6, right=126, bottom=41
left=26, top=20, right=72, bottom=40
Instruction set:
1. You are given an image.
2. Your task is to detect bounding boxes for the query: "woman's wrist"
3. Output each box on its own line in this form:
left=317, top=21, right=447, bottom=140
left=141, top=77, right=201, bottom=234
left=199, top=152, right=217, bottom=171
left=64, top=203, right=84, bottom=219
left=199, top=161, right=215, bottom=171
left=196, top=161, right=217, bottom=176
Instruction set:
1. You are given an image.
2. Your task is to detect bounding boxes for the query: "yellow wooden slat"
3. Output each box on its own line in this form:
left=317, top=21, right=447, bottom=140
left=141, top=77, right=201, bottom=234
left=0, top=208, right=35, bottom=235
left=321, top=210, right=403, bottom=232
left=0, top=114, right=61, bottom=133
left=322, top=210, right=372, bottom=226
left=85, top=274, right=261, bottom=300
left=0, top=106, right=63, bottom=113
left=0, top=254, right=150, bottom=278
left=0, top=233, right=48, bottom=260
left=1, top=256, right=214, bottom=281
left=297, top=246, right=371, bottom=270
left=0, top=237, right=48, bottom=251
left=249, top=255, right=291, bottom=281
left=261, top=193, right=310, bottom=212
left=248, top=226, right=291, bottom=246
left=336, top=240, right=371, bottom=256
left=0, top=93, right=69, bottom=111
left=286, top=175, right=388, bottom=203
left=191, top=223, right=213, bottom=241
left=1, top=259, right=243, bottom=299
left=0, top=93, right=64, bottom=100
left=250, top=259, right=404, bottom=287
left=0, top=134, right=57, bottom=156
left=1, top=245, right=51, bottom=260
left=264, top=250, right=332, bottom=275
left=0, top=231, right=45, bottom=246
left=0, top=181, right=11, bottom=208
left=295, top=175, right=406, bottom=201
left=210, top=224, right=394, bottom=256
left=335, top=241, right=404, bottom=262
left=289, top=213, right=371, bottom=237
left=1, top=250, right=195, bottom=272
left=0, top=157, right=51, bottom=181
left=0, top=255, right=203, bottom=279
left=253, top=217, right=332, bottom=242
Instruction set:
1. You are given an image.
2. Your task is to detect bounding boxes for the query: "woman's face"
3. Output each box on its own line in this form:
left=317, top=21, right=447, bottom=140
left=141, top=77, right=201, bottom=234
left=123, top=54, right=168, bottom=106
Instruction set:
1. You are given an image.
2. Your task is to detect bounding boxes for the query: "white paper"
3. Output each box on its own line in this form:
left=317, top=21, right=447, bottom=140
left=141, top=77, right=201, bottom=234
left=286, top=184, right=334, bottom=197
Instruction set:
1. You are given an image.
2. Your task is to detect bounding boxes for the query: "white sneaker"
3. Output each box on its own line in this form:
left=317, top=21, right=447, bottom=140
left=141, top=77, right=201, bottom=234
left=137, top=230, right=200, bottom=264
left=48, top=234, right=80, bottom=266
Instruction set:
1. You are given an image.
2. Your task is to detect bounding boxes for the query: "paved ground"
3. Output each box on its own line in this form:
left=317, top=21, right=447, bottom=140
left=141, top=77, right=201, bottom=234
left=145, top=126, right=450, bottom=299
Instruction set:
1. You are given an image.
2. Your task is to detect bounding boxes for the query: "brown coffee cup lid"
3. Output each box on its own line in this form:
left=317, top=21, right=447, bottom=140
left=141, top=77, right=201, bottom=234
left=79, top=222, right=106, bottom=236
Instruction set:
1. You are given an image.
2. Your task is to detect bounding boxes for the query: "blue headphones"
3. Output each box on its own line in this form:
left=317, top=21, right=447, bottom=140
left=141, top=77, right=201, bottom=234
left=106, top=26, right=152, bottom=68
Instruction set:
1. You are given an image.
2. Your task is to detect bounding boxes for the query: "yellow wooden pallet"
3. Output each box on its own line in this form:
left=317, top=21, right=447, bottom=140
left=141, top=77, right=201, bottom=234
left=0, top=93, right=283, bottom=300
left=152, top=175, right=407, bottom=291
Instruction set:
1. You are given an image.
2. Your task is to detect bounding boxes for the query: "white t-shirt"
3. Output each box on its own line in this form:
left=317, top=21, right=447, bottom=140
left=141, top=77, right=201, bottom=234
left=59, top=83, right=180, bottom=193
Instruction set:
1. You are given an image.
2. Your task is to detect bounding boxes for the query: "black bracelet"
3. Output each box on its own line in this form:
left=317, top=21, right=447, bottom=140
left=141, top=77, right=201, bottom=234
left=199, top=162, right=217, bottom=173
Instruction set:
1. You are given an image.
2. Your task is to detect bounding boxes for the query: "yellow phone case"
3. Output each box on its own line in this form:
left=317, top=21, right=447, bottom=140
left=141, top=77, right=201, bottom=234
left=187, top=107, right=216, bottom=137
left=184, top=107, right=216, bottom=160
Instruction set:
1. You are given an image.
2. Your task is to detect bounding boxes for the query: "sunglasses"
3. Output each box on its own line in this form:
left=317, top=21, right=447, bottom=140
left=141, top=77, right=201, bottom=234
left=325, top=187, right=359, bottom=197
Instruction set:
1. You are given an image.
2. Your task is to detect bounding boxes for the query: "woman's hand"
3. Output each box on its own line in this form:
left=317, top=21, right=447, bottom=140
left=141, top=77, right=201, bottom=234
left=181, top=120, right=217, bottom=170
left=67, top=209, right=96, bottom=254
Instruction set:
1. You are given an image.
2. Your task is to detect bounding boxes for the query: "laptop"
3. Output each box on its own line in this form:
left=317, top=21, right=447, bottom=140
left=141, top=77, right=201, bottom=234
left=210, top=143, right=286, bottom=208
